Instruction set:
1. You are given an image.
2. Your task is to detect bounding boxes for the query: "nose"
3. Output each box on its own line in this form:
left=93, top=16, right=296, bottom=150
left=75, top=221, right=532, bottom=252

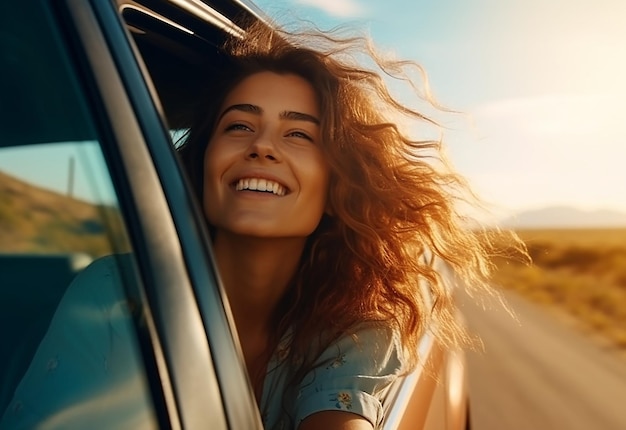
left=246, top=131, right=279, bottom=162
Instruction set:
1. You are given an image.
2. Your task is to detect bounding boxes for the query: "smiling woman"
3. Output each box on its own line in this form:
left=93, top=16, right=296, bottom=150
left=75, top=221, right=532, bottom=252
left=203, top=72, right=329, bottom=240
left=175, top=18, right=523, bottom=430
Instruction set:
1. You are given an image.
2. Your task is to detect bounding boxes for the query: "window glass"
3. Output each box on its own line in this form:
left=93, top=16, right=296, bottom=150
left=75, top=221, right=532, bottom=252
left=0, top=1, right=158, bottom=428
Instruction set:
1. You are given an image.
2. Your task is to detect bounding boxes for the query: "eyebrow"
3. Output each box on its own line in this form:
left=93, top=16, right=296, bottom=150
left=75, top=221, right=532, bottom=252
left=218, top=103, right=320, bottom=125
left=280, top=110, right=320, bottom=125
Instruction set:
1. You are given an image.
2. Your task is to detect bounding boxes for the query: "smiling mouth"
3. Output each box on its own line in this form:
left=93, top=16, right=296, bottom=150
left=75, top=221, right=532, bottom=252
left=234, top=178, right=288, bottom=196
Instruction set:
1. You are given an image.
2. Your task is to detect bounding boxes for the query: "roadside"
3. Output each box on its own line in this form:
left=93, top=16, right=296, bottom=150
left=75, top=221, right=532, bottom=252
left=492, top=228, right=626, bottom=357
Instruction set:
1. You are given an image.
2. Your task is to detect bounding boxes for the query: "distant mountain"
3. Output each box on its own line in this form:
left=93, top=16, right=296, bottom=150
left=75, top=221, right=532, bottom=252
left=503, top=206, right=626, bottom=229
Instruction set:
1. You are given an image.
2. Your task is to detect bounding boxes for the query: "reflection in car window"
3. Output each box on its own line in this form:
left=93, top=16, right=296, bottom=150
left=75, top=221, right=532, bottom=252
left=0, top=2, right=157, bottom=428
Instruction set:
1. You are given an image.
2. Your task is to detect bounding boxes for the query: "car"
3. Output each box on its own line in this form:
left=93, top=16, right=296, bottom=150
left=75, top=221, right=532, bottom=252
left=0, top=0, right=470, bottom=428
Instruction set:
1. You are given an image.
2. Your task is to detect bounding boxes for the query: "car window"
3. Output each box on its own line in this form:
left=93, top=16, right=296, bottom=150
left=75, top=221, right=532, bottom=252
left=0, top=2, right=158, bottom=428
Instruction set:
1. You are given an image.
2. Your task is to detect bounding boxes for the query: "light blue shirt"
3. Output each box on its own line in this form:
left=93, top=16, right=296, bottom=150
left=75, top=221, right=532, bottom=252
left=260, top=324, right=402, bottom=429
left=1, top=256, right=402, bottom=429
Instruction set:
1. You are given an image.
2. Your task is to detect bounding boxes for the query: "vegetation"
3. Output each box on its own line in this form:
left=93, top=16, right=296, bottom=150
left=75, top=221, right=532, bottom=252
left=493, top=228, right=626, bottom=349
left=0, top=171, right=129, bottom=257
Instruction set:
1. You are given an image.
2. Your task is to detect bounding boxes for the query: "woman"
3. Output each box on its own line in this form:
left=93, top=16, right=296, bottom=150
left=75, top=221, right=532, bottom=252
left=0, top=19, right=520, bottom=430
left=177, top=20, right=518, bottom=429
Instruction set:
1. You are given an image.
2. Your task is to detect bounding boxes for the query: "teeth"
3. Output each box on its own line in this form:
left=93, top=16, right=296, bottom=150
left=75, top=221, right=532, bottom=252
left=235, top=178, right=286, bottom=196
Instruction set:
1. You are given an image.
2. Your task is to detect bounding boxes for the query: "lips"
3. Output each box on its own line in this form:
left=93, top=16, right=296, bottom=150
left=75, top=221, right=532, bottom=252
left=233, top=177, right=288, bottom=196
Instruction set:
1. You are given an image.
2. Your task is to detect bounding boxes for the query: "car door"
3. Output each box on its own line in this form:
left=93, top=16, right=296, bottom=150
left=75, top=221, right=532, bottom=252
left=0, top=0, right=262, bottom=428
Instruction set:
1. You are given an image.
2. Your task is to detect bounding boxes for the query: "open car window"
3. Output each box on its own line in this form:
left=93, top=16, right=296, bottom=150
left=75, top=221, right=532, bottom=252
left=0, top=2, right=161, bottom=427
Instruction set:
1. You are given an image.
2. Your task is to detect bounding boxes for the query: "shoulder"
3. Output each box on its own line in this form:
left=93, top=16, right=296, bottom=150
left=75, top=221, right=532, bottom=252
left=294, top=323, right=403, bottom=429
left=317, top=323, right=403, bottom=376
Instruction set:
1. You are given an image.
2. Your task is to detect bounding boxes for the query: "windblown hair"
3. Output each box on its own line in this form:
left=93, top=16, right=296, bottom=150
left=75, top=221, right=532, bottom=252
left=179, top=20, right=524, bottom=378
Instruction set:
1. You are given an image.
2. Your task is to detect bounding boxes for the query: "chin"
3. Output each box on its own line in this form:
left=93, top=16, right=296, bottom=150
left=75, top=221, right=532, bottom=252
left=216, top=224, right=317, bottom=240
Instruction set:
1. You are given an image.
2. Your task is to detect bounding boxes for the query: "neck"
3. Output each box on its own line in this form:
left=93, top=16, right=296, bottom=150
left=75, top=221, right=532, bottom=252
left=213, top=230, right=307, bottom=341
left=212, top=231, right=307, bottom=403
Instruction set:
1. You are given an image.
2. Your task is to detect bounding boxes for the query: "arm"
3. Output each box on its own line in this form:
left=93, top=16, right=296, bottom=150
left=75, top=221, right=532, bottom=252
left=299, top=411, right=374, bottom=430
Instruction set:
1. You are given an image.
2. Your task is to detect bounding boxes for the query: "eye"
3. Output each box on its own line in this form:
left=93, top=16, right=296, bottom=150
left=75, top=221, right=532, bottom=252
left=225, top=123, right=253, bottom=132
left=286, top=130, right=314, bottom=142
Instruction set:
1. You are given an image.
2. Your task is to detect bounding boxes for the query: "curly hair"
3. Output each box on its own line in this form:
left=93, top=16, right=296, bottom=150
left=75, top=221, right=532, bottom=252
left=178, top=19, right=524, bottom=379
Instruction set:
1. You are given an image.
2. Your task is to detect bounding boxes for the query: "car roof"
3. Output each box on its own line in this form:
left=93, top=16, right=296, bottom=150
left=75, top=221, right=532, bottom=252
left=118, top=0, right=267, bottom=129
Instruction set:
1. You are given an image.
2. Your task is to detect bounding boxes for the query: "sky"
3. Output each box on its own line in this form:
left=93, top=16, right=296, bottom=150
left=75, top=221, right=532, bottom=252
left=254, top=0, right=626, bottom=216
left=1, top=0, right=624, bottom=218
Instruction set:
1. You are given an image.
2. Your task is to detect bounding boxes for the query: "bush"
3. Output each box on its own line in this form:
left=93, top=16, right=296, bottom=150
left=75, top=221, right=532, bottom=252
left=493, top=228, right=626, bottom=352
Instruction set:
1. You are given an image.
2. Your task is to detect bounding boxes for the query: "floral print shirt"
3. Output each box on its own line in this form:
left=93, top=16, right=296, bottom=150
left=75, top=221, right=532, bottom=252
left=260, top=324, right=402, bottom=429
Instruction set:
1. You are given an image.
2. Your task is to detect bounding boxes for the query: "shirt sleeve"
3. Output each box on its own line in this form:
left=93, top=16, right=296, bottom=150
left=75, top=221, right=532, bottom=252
left=293, top=324, right=403, bottom=429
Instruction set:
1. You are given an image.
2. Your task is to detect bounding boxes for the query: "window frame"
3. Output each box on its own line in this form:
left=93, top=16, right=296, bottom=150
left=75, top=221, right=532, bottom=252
left=46, top=0, right=263, bottom=428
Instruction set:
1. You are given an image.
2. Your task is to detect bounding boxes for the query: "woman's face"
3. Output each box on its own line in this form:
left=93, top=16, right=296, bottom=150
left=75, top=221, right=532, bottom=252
left=203, top=71, right=330, bottom=239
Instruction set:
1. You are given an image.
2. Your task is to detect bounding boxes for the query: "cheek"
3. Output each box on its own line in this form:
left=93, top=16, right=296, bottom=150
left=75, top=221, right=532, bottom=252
left=202, top=144, right=221, bottom=219
left=202, top=139, right=225, bottom=189
left=305, top=155, right=331, bottom=210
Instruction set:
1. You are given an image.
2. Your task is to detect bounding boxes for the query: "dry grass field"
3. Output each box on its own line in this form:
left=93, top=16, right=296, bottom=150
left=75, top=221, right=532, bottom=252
left=493, top=228, right=626, bottom=349
left=0, top=171, right=129, bottom=257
